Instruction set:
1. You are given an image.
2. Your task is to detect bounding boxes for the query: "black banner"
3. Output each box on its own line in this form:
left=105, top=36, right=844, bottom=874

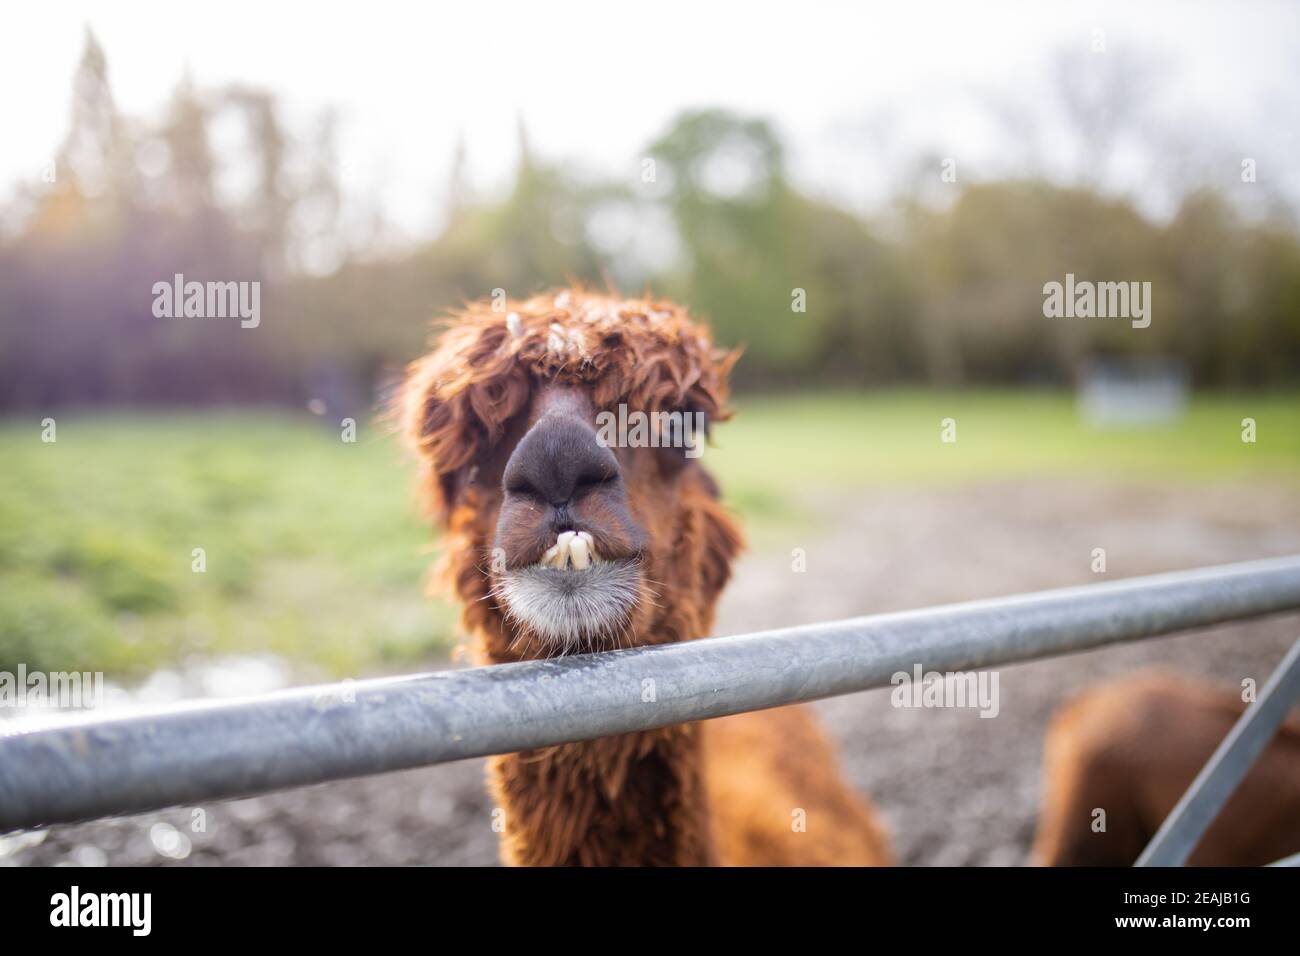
left=0, top=865, right=1291, bottom=941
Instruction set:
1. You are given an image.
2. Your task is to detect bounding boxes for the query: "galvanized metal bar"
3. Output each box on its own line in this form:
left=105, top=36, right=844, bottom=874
left=3, top=555, right=1300, bottom=832
left=1135, top=637, right=1300, bottom=867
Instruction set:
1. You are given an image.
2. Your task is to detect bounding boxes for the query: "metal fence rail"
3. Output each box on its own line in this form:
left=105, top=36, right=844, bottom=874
left=2, top=555, right=1300, bottom=835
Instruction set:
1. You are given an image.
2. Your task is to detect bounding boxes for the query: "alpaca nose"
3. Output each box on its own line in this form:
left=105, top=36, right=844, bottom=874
left=503, top=413, right=621, bottom=511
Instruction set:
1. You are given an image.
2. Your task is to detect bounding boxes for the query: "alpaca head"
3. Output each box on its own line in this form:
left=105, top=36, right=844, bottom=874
left=401, top=289, right=744, bottom=661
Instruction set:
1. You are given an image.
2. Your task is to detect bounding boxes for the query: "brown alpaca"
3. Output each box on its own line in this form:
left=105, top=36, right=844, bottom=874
left=1032, top=672, right=1300, bottom=866
left=400, top=288, right=891, bottom=866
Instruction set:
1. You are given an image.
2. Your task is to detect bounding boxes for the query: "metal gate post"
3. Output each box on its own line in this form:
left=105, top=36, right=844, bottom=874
left=1136, top=638, right=1300, bottom=866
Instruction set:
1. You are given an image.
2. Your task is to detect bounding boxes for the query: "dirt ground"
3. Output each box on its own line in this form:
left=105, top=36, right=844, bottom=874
left=6, top=477, right=1300, bottom=867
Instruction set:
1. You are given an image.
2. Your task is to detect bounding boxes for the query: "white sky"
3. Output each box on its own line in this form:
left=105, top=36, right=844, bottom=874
left=4, top=0, right=1298, bottom=240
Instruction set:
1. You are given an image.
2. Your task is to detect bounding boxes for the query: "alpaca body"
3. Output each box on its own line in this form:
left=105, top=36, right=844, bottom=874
left=705, top=706, right=892, bottom=865
left=1033, top=672, right=1300, bottom=866
left=488, top=706, right=891, bottom=867
left=489, top=726, right=713, bottom=866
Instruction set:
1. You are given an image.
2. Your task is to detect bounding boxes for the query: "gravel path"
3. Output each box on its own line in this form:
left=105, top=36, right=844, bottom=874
left=7, top=478, right=1300, bottom=867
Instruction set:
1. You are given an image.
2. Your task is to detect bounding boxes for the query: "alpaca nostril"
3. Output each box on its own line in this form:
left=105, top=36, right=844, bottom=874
left=502, top=414, right=621, bottom=510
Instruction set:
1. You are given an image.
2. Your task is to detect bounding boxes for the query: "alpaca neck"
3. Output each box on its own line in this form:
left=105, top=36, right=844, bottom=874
left=482, top=615, right=717, bottom=865
left=475, top=557, right=723, bottom=865
left=488, top=723, right=715, bottom=866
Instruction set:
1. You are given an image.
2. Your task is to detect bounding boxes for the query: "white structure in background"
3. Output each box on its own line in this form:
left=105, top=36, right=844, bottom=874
left=1078, top=358, right=1190, bottom=427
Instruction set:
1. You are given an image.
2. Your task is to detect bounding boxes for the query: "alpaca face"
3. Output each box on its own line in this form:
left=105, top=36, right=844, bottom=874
left=462, top=378, right=725, bottom=654
left=490, top=384, right=648, bottom=652
left=402, top=290, right=744, bottom=660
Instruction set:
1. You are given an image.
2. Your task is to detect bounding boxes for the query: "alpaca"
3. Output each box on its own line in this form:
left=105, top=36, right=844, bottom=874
left=1032, top=672, right=1300, bottom=866
left=400, top=288, right=891, bottom=866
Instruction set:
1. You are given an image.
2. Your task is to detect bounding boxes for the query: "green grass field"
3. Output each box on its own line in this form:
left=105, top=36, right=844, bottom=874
left=2, top=391, right=1297, bottom=679
left=716, top=390, right=1300, bottom=511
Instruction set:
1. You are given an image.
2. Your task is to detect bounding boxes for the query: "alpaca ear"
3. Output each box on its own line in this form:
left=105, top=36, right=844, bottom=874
left=399, top=356, right=472, bottom=524
left=399, top=351, right=530, bottom=524
left=696, top=467, right=722, bottom=501
left=698, top=494, right=744, bottom=603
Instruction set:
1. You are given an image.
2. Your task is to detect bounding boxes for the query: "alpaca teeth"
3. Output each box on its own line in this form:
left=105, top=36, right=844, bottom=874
left=539, top=530, right=599, bottom=571
left=549, top=531, right=575, bottom=570
left=569, top=535, right=590, bottom=569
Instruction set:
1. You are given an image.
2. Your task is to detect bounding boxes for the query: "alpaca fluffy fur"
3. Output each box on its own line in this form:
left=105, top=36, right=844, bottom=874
left=400, top=289, right=741, bottom=664
left=1032, top=672, right=1300, bottom=866
left=401, top=288, right=736, bottom=527
left=492, top=560, right=644, bottom=655
left=401, top=288, right=891, bottom=866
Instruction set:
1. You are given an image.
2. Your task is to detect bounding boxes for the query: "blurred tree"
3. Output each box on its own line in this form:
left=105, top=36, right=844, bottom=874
left=57, top=27, right=138, bottom=215
left=647, top=110, right=918, bottom=384
left=222, top=86, right=293, bottom=273
left=160, top=73, right=217, bottom=218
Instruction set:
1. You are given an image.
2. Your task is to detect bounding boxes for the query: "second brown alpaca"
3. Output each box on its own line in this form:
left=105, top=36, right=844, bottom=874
left=401, top=288, right=891, bottom=865
left=1033, top=672, right=1300, bottom=866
